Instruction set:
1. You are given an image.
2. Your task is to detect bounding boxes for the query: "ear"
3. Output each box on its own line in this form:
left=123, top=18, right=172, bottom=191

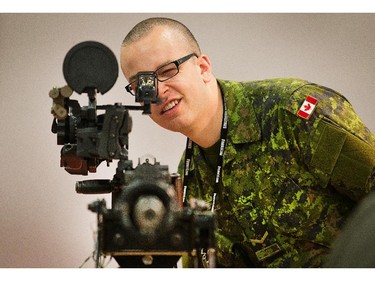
left=197, top=54, right=213, bottom=83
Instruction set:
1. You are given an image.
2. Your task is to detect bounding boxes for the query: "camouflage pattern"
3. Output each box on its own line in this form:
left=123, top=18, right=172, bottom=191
left=179, top=78, right=375, bottom=267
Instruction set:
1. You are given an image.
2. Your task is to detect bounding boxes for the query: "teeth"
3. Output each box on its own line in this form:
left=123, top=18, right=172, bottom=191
left=163, top=100, right=179, bottom=112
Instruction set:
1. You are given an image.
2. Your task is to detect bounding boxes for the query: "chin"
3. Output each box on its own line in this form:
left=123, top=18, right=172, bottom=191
left=159, top=123, right=180, bottom=133
left=163, top=126, right=179, bottom=133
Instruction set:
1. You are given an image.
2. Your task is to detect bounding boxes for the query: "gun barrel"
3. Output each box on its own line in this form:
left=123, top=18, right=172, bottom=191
left=75, top=180, right=113, bottom=194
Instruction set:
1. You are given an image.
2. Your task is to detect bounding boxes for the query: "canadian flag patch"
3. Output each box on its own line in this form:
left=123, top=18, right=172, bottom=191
left=297, top=95, right=318, bottom=119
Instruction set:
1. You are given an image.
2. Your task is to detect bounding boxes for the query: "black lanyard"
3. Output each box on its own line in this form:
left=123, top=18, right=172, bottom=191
left=182, top=100, right=228, bottom=211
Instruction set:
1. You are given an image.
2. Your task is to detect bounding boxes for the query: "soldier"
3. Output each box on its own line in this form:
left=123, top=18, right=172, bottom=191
left=120, top=17, right=375, bottom=267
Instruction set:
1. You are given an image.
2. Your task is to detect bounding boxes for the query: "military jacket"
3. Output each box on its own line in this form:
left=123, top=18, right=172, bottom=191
left=179, top=78, right=375, bottom=267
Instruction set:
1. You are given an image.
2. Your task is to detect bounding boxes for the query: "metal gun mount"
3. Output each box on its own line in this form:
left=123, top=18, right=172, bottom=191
left=49, top=41, right=216, bottom=267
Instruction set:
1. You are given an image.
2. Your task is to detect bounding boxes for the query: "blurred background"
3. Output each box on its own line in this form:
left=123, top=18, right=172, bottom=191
left=1, top=13, right=374, bottom=268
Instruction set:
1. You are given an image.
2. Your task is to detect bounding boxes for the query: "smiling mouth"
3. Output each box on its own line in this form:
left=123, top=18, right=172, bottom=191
left=162, top=99, right=180, bottom=113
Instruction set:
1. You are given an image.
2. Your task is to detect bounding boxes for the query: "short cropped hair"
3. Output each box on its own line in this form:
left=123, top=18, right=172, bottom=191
left=122, top=17, right=201, bottom=54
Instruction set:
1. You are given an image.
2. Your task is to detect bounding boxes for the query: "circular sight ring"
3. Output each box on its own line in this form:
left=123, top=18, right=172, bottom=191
left=63, top=41, right=118, bottom=94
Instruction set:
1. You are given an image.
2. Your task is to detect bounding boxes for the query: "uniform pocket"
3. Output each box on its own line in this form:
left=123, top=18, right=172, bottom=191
left=309, top=119, right=375, bottom=201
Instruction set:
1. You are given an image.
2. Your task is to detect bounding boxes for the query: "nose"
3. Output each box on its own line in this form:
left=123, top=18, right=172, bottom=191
left=157, top=81, right=169, bottom=101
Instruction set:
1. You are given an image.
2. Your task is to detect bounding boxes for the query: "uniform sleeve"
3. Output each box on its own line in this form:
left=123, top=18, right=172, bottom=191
left=290, top=83, right=375, bottom=201
left=309, top=118, right=375, bottom=201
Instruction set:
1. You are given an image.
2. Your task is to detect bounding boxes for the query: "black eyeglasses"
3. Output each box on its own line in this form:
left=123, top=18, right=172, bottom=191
left=125, top=53, right=198, bottom=96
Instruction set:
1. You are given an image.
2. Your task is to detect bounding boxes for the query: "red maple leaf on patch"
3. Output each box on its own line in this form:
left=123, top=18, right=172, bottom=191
left=304, top=103, right=311, bottom=111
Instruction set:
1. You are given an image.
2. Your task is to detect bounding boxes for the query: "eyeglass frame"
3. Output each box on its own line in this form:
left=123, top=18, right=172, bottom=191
left=125, top=53, right=198, bottom=96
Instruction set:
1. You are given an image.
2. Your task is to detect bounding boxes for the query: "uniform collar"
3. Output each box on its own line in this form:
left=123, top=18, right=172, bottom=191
left=218, top=79, right=261, bottom=144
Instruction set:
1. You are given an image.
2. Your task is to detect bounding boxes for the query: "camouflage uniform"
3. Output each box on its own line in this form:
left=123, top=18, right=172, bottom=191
left=180, top=78, right=375, bottom=267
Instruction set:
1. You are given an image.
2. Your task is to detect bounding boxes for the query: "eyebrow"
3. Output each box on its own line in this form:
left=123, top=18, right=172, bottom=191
left=128, top=74, right=137, bottom=83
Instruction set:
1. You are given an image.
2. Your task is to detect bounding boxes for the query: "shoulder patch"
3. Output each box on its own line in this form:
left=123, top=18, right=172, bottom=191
left=297, top=95, right=318, bottom=119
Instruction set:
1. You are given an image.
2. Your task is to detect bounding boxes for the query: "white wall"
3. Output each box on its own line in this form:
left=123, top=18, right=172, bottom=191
left=0, top=13, right=374, bottom=268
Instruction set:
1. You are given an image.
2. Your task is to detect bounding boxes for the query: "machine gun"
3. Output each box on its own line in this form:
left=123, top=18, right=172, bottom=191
left=49, top=41, right=216, bottom=268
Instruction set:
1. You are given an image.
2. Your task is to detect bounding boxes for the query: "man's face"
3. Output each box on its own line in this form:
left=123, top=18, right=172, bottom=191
left=120, top=27, right=211, bottom=135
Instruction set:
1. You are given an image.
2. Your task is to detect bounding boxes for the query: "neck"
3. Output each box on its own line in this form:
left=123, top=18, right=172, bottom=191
left=187, top=84, right=223, bottom=148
